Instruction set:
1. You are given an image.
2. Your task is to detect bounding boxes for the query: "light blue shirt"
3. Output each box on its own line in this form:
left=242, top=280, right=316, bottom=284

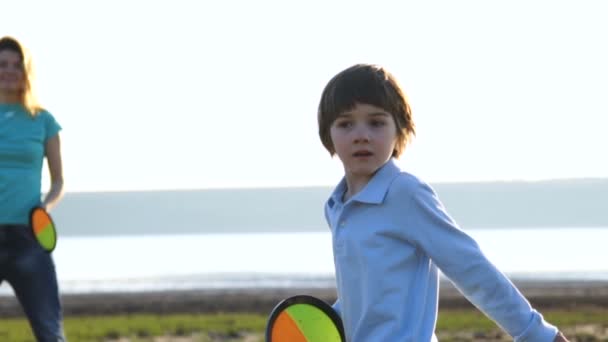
left=325, top=159, right=558, bottom=341
left=0, top=104, right=61, bottom=225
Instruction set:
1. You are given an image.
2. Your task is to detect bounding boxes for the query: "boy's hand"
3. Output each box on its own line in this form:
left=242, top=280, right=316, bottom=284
left=554, top=331, right=569, bottom=342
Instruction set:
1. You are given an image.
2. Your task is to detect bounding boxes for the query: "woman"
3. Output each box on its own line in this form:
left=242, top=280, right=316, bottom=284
left=0, top=36, right=66, bottom=341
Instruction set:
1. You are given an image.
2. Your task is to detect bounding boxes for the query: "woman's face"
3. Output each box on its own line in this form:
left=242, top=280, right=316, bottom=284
left=0, top=49, right=25, bottom=94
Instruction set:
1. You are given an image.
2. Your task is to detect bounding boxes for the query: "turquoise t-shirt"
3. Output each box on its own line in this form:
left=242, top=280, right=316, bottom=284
left=0, top=103, right=61, bottom=225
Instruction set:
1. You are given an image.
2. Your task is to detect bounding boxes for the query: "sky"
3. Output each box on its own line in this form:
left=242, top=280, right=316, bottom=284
left=5, top=0, right=608, bottom=192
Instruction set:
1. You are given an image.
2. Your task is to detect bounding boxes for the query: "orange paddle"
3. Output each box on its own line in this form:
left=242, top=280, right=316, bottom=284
left=29, top=207, right=57, bottom=253
left=266, top=295, right=345, bottom=342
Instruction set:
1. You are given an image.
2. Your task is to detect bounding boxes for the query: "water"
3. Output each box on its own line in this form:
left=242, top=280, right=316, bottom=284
left=50, top=181, right=608, bottom=237
left=2, top=227, right=607, bottom=295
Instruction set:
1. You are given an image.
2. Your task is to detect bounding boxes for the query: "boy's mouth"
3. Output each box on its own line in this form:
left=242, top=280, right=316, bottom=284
left=353, top=150, right=373, bottom=157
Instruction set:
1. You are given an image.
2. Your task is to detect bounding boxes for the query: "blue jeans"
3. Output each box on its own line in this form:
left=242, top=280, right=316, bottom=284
left=0, top=225, right=66, bottom=342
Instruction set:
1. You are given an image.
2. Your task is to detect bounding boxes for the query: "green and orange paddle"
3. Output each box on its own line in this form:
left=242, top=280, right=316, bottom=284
left=29, top=207, right=57, bottom=253
left=266, top=295, right=345, bottom=342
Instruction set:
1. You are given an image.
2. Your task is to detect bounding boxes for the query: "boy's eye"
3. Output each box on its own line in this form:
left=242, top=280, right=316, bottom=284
left=370, top=119, right=386, bottom=127
left=335, top=120, right=353, bottom=129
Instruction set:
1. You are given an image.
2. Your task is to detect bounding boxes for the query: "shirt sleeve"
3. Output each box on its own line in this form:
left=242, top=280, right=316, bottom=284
left=42, top=110, right=62, bottom=142
left=402, top=179, right=558, bottom=341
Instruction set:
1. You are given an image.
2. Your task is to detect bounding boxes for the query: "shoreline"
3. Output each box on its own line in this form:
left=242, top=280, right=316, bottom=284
left=2, top=280, right=608, bottom=317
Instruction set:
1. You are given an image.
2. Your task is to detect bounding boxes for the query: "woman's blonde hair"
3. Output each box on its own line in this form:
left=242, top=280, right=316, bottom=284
left=0, top=36, right=43, bottom=116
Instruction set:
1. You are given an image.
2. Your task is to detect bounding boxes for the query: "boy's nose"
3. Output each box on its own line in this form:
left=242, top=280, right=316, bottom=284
left=352, top=126, right=371, bottom=143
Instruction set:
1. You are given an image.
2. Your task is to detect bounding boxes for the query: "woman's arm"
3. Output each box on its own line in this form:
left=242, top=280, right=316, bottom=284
left=42, top=134, right=64, bottom=211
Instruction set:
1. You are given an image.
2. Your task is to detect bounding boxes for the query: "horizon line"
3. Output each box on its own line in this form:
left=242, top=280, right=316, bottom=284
left=56, top=176, right=608, bottom=194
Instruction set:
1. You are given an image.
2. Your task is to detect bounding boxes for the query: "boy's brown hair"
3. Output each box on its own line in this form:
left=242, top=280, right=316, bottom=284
left=317, top=64, right=415, bottom=157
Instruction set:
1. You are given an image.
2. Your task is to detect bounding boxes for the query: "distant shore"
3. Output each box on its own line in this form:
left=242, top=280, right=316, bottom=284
left=2, top=279, right=607, bottom=317
left=52, top=180, right=608, bottom=236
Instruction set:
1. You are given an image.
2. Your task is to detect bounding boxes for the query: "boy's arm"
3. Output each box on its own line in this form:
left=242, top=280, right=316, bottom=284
left=402, top=180, right=563, bottom=341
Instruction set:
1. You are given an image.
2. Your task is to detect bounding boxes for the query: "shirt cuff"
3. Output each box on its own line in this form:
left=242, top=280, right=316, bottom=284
left=514, top=310, right=559, bottom=342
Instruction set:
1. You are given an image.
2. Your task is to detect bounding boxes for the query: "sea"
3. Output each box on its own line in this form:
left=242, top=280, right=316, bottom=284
left=1, top=180, right=607, bottom=295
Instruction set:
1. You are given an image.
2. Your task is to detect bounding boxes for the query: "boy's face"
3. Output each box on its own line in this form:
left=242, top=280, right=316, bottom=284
left=330, top=103, right=397, bottom=184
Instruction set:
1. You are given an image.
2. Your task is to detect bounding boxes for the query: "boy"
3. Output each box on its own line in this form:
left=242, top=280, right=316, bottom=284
left=317, top=64, right=569, bottom=341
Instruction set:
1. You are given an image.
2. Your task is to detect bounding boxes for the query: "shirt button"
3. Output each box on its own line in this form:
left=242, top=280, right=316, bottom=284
left=339, top=221, right=346, bottom=227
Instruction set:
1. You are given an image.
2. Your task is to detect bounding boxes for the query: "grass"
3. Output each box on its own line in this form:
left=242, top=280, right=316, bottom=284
left=437, top=308, right=608, bottom=331
left=436, top=309, right=608, bottom=341
left=0, top=313, right=266, bottom=342
left=1, top=308, right=606, bottom=341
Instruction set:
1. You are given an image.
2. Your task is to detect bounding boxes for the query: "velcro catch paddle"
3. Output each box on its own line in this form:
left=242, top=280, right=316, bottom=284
left=266, top=295, right=345, bottom=342
left=29, top=207, right=57, bottom=253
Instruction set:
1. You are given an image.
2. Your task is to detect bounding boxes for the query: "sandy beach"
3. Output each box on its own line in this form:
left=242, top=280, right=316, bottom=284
left=2, top=279, right=607, bottom=317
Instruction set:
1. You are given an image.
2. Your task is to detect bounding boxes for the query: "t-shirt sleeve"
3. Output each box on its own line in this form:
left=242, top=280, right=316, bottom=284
left=400, top=178, right=558, bottom=341
left=42, top=110, right=62, bottom=142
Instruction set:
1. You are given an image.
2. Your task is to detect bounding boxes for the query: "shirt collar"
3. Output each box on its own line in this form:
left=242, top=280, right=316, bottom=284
left=328, top=158, right=401, bottom=207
